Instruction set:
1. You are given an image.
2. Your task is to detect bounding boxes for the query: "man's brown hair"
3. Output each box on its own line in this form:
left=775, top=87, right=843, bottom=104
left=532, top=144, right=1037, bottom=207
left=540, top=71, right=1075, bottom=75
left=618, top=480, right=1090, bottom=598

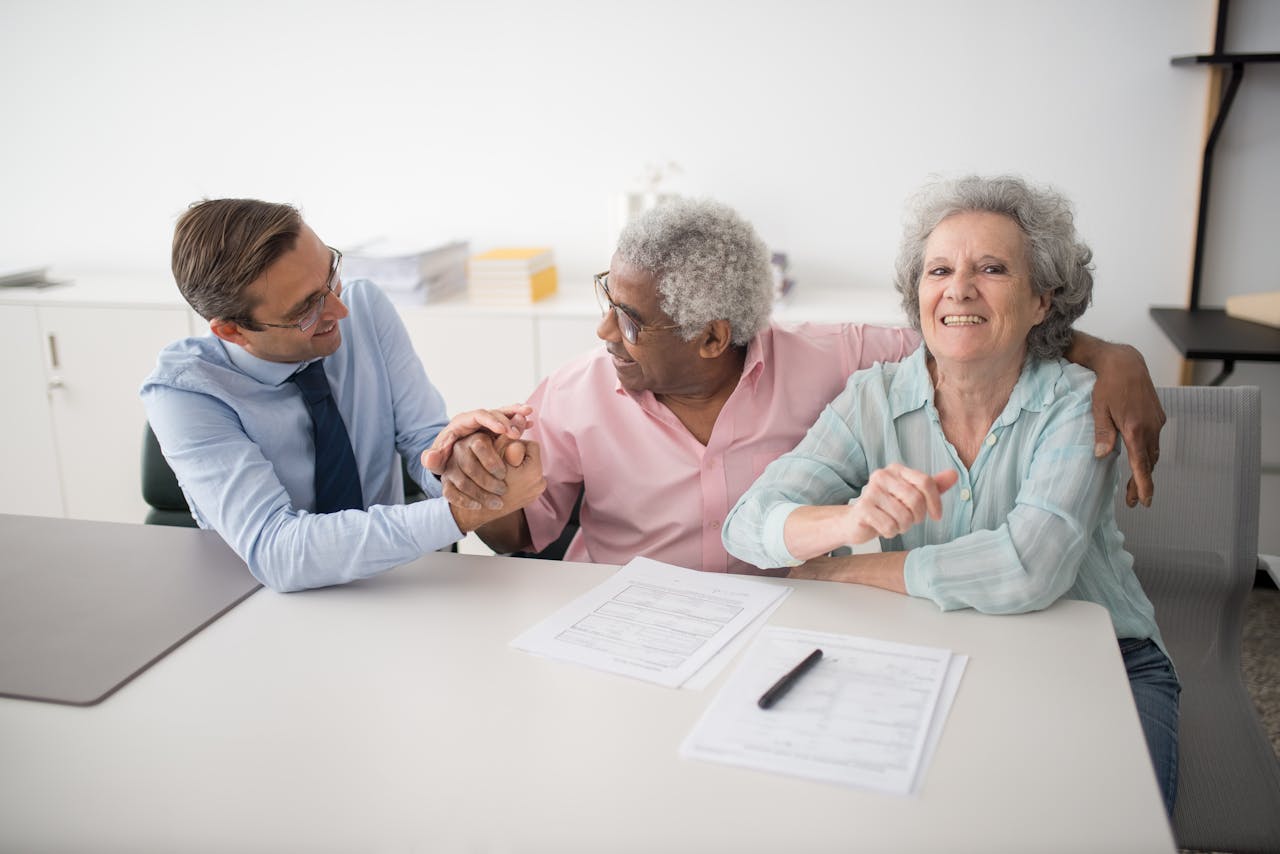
left=171, top=198, right=303, bottom=325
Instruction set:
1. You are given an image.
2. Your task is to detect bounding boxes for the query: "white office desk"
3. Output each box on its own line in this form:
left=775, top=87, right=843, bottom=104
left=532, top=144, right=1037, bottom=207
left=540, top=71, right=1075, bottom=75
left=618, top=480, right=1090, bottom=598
left=0, top=546, right=1175, bottom=853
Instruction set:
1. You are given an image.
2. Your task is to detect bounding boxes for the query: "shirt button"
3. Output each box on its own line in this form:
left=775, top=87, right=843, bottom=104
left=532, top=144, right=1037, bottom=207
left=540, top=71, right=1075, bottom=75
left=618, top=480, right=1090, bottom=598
left=960, top=488, right=971, bottom=501
left=986, top=435, right=997, bottom=446
left=710, top=520, right=721, bottom=529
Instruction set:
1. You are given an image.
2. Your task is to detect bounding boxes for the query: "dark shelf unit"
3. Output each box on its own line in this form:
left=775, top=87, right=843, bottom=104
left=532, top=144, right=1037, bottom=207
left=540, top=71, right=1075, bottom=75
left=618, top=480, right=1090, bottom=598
left=1171, top=52, right=1280, bottom=65
left=1157, top=2, right=1280, bottom=385
left=1150, top=308, right=1280, bottom=386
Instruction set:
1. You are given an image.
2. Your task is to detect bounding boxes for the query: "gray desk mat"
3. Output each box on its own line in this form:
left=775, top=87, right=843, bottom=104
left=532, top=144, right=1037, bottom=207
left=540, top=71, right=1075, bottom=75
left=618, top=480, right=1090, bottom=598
left=0, top=514, right=261, bottom=706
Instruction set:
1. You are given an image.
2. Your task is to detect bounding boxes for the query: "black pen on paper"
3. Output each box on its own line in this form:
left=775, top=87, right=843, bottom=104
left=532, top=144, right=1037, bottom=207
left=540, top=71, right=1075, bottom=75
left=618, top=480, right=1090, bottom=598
left=757, top=648, right=823, bottom=709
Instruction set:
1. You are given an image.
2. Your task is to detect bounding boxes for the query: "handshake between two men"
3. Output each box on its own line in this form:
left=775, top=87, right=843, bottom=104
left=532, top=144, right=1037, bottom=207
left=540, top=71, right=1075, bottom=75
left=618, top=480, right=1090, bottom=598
left=421, top=404, right=546, bottom=543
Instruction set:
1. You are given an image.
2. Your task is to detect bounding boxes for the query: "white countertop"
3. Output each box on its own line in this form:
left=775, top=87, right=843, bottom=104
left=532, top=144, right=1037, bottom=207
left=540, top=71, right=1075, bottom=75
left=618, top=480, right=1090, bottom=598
left=0, top=271, right=909, bottom=326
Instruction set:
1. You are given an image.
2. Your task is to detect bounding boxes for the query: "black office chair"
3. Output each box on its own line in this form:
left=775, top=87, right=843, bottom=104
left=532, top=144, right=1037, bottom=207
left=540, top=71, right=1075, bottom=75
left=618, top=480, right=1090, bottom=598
left=142, top=423, right=429, bottom=527
left=141, top=423, right=199, bottom=527
left=511, top=487, right=583, bottom=561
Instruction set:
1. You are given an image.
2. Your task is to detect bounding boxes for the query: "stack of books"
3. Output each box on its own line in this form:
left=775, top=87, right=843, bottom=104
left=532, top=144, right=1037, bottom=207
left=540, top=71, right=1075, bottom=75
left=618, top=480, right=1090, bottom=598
left=468, top=247, right=557, bottom=304
left=341, top=239, right=469, bottom=305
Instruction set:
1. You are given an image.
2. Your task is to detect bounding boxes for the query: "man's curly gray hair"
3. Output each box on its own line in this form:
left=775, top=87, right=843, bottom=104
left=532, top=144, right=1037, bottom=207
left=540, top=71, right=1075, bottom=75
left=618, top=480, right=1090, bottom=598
left=892, top=175, right=1094, bottom=361
left=615, top=197, right=774, bottom=346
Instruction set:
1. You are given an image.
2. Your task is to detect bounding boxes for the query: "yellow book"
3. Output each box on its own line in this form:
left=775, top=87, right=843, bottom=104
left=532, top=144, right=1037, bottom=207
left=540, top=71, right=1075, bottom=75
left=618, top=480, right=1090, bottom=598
left=469, top=247, right=554, bottom=274
left=529, top=265, right=557, bottom=301
left=469, top=265, right=558, bottom=303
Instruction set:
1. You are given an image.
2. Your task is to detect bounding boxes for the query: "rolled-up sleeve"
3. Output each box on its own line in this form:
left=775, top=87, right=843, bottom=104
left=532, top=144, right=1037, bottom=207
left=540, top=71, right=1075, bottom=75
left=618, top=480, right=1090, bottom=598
left=723, top=378, right=873, bottom=570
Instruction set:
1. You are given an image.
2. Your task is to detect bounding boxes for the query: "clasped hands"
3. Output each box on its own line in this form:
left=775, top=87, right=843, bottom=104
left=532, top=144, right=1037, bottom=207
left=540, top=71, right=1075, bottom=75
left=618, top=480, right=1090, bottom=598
left=421, top=404, right=546, bottom=532
left=847, top=464, right=960, bottom=544
left=785, top=463, right=960, bottom=566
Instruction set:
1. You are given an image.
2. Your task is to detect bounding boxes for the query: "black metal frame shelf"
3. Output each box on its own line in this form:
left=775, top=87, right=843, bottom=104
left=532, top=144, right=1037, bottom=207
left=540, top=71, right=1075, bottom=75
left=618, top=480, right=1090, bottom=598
left=1171, top=52, right=1280, bottom=65
left=1150, top=307, right=1280, bottom=386
left=1155, top=0, right=1279, bottom=385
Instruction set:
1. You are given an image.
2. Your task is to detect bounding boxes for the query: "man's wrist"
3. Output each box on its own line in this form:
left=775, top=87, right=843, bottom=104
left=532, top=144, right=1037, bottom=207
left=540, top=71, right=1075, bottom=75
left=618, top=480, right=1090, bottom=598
left=449, top=501, right=483, bottom=534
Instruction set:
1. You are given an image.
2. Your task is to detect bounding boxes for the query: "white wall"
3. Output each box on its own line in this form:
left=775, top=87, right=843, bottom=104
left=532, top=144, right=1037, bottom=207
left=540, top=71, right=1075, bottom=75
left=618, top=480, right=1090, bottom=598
left=2, top=0, right=1274, bottom=546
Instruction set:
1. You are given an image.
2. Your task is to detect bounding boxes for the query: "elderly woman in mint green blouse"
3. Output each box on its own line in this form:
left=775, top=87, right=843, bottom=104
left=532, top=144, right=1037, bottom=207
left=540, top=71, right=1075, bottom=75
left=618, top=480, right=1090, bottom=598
left=720, top=174, right=1180, bottom=815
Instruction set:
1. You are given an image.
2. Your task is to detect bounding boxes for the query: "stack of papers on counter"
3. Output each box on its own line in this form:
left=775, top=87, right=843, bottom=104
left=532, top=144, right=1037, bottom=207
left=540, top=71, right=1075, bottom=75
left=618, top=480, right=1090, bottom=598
left=0, top=264, right=67, bottom=288
left=341, top=239, right=469, bottom=305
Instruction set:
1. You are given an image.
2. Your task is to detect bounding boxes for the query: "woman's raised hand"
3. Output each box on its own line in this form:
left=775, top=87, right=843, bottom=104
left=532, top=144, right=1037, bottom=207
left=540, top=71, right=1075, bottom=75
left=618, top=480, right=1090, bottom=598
left=846, top=464, right=960, bottom=542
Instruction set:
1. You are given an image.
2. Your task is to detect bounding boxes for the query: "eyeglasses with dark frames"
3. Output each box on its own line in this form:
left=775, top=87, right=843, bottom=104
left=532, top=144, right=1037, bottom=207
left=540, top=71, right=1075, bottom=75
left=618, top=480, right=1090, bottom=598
left=593, top=270, right=680, bottom=345
left=254, top=247, right=344, bottom=332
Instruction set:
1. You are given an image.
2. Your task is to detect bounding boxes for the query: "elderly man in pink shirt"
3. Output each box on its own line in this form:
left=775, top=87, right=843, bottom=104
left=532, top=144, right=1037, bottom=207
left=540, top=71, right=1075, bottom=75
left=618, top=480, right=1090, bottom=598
left=426, top=198, right=1164, bottom=574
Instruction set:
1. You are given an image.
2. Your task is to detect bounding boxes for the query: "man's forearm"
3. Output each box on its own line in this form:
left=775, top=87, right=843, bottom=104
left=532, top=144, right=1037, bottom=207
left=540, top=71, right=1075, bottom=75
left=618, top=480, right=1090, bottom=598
left=474, top=509, right=534, bottom=555
left=1064, top=329, right=1147, bottom=372
left=1064, top=329, right=1105, bottom=369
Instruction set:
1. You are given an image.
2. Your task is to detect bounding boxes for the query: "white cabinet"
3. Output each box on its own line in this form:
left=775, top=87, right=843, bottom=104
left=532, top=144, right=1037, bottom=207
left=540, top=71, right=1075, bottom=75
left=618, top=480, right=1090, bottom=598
left=400, top=305, right=601, bottom=412
left=534, top=314, right=603, bottom=381
left=0, top=305, right=64, bottom=517
left=398, top=307, right=539, bottom=414
left=40, top=304, right=190, bottom=522
left=0, top=297, right=189, bottom=524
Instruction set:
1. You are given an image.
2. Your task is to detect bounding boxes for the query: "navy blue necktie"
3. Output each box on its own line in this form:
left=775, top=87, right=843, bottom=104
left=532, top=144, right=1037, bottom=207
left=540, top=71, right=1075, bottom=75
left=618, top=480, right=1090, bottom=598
left=288, top=359, right=364, bottom=513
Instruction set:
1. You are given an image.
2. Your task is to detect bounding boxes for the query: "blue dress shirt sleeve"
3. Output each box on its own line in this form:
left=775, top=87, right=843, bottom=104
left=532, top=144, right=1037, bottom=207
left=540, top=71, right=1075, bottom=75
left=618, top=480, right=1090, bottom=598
left=142, top=281, right=463, bottom=593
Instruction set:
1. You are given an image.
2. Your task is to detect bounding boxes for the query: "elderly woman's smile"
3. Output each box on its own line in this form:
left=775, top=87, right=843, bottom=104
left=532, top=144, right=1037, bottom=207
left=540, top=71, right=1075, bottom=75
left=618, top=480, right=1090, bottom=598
left=919, top=210, right=1050, bottom=376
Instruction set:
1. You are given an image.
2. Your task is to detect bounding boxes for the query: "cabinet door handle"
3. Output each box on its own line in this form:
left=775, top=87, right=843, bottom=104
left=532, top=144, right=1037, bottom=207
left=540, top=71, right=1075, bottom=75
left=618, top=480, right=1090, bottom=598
left=47, top=333, right=60, bottom=369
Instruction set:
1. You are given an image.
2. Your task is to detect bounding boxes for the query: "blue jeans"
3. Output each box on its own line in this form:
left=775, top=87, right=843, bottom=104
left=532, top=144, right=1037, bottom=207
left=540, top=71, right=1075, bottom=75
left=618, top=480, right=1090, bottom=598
left=1120, top=637, right=1181, bottom=815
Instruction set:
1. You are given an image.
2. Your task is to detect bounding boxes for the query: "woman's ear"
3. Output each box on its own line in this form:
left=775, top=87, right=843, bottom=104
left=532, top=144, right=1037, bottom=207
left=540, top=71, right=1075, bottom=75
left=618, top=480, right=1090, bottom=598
left=1032, top=290, right=1053, bottom=326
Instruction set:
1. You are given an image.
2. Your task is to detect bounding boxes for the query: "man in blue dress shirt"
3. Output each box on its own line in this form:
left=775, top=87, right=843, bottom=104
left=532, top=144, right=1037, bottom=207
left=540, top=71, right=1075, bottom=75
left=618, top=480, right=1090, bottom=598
left=142, top=198, right=543, bottom=592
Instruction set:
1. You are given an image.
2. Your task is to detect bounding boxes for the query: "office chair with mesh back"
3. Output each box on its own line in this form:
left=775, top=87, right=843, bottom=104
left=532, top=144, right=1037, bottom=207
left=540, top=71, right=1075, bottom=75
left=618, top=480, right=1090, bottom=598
left=143, top=423, right=429, bottom=527
left=1114, top=385, right=1280, bottom=853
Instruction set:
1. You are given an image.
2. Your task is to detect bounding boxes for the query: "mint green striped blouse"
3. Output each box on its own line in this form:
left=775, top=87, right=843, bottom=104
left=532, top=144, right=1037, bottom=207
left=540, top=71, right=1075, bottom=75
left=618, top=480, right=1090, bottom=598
left=722, top=346, right=1163, bottom=651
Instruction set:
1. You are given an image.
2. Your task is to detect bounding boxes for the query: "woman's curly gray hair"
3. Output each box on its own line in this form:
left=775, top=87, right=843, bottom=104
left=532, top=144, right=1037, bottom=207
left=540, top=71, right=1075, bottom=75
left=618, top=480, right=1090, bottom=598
left=615, top=197, right=773, bottom=346
left=892, top=175, right=1094, bottom=360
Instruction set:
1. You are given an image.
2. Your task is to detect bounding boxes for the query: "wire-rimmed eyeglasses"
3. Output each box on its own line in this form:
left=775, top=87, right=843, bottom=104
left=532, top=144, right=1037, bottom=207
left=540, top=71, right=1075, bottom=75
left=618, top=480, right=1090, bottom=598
left=593, top=270, right=680, bottom=345
left=255, top=247, right=344, bottom=332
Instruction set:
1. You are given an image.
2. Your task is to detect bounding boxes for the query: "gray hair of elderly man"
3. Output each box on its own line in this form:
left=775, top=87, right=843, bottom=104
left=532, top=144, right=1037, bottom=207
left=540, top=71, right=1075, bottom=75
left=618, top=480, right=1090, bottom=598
left=615, top=197, right=774, bottom=347
left=892, top=175, right=1094, bottom=361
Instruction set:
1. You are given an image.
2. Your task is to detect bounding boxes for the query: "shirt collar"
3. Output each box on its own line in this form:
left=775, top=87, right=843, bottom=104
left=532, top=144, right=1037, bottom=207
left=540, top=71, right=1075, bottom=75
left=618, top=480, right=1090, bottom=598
left=610, top=325, right=771, bottom=398
left=887, top=346, right=933, bottom=418
left=887, top=346, right=1067, bottom=424
left=223, top=339, right=311, bottom=387
left=740, top=326, right=768, bottom=388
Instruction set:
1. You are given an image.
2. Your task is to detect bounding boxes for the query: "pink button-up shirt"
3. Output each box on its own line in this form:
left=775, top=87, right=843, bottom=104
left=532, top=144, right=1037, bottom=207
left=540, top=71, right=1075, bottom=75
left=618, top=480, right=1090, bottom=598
left=522, top=321, right=919, bottom=574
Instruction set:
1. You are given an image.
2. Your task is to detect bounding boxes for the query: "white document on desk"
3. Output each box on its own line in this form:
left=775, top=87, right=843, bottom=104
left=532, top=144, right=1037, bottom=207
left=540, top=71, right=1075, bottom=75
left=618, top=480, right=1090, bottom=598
left=509, top=557, right=791, bottom=689
left=681, top=626, right=967, bottom=795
